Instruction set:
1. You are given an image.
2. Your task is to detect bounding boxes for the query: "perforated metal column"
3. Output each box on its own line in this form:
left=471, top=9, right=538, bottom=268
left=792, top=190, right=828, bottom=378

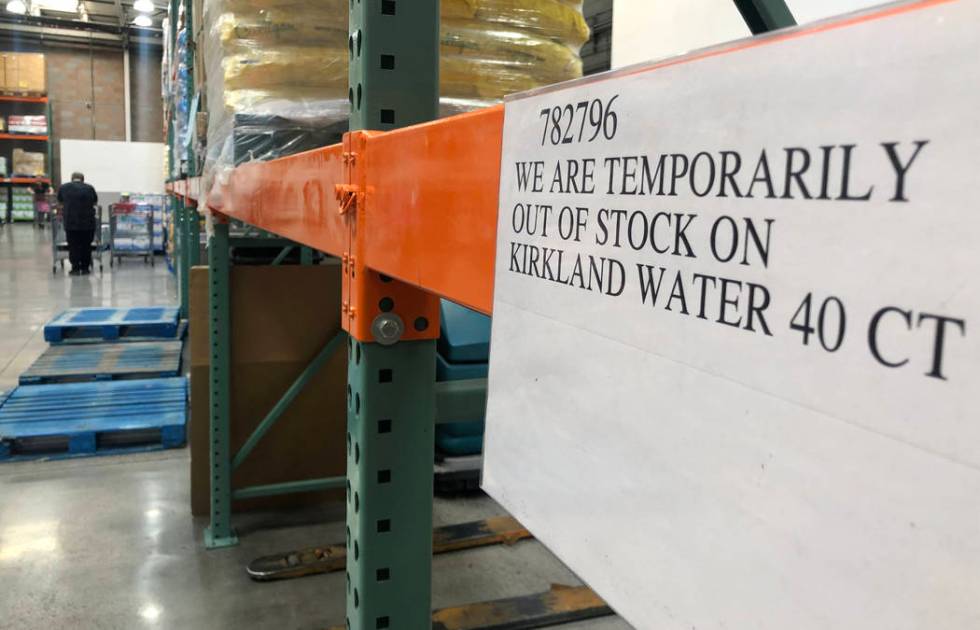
left=188, top=206, right=201, bottom=268
left=346, top=340, right=436, bottom=629
left=346, top=0, right=440, bottom=624
left=204, top=220, right=237, bottom=548
left=176, top=197, right=189, bottom=319
left=348, top=0, right=439, bottom=131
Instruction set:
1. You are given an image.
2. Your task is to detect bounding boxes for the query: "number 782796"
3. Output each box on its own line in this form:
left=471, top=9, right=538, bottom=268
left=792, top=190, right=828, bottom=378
left=538, top=95, right=619, bottom=146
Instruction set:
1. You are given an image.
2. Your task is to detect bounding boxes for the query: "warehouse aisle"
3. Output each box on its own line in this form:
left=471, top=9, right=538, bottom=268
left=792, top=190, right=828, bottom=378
left=0, top=224, right=177, bottom=391
left=0, top=223, right=629, bottom=629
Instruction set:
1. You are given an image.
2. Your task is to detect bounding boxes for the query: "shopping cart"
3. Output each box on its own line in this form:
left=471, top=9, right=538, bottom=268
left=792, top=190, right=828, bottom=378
left=109, top=202, right=155, bottom=267
left=51, top=205, right=107, bottom=274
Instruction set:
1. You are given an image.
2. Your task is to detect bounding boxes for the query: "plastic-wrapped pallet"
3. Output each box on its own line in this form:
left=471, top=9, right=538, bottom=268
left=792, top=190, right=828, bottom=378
left=202, top=0, right=588, bottom=192
left=440, top=0, right=589, bottom=109
left=174, top=6, right=193, bottom=168
left=12, top=149, right=45, bottom=177
left=201, top=0, right=349, bottom=184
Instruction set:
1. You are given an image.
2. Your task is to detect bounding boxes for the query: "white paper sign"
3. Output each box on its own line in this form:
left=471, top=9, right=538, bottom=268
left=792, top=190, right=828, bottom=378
left=484, top=2, right=980, bottom=629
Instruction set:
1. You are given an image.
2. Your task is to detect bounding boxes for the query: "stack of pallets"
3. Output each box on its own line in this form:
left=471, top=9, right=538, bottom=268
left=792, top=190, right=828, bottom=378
left=0, top=306, right=188, bottom=462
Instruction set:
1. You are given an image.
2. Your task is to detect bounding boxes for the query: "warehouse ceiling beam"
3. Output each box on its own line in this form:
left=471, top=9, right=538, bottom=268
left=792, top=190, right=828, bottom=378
left=112, top=0, right=123, bottom=28
left=0, top=17, right=162, bottom=46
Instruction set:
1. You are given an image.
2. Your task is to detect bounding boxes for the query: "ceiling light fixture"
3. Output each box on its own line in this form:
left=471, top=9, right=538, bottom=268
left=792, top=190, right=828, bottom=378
left=5, top=0, right=27, bottom=14
left=133, top=0, right=153, bottom=13
left=132, top=13, right=151, bottom=27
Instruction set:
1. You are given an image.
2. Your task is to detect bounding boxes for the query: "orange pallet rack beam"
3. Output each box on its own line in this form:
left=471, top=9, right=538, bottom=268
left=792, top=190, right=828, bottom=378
left=186, top=105, right=504, bottom=327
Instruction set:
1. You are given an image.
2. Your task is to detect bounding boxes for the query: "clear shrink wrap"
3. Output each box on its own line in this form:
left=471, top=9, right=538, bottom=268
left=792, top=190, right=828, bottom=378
left=202, top=0, right=588, bottom=193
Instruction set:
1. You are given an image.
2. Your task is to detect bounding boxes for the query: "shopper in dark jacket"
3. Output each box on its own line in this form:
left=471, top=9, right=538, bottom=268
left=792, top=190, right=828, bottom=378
left=57, top=172, right=98, bottom=275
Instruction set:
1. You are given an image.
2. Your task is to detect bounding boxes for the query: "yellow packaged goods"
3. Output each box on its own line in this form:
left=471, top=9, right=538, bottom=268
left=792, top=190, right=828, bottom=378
left=213, top=10, right=346, bottom=47
left=441, top=25, right=583, bottom=100
left=12, top=149, right=45, bottom=177
left=202, top=0, right=589, bottom=179
left=222, top=47, right=347, bottom=90
left=1, top=53, right=46, bottom=93
left=222, top=87, right=346, bottom=112
left=442, top=0, right=589, bottom=46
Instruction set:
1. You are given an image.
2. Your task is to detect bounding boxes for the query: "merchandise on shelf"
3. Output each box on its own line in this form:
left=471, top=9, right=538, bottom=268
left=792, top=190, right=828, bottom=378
left=162, top=17, right=172, bottom=101
left=200, top=0, right=588, bottom=191
left=164, top=6, right=193, bottom=179
left=0, top=156, right=7, bottom=177
left=175, top=24, right=192, bottom=166
left=0, top=53, right=46, bottom=93
left=10, top=186, right=34, bottom=222
left=11, top=148, right=44, bottom=177
left=112, top=205, right=153, bottom=252
left=115, top=194, right=168, bottom=253
left=7, top=115, right=47, bottom=135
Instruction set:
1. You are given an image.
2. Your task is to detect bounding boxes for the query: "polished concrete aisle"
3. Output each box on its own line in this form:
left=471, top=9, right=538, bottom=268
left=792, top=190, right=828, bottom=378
left=0, top=224, right=177, bottom=391
left=0, top=224, right=629, bottom=629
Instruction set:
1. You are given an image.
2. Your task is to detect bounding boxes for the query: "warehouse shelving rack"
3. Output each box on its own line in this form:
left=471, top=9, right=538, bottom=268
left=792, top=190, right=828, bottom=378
left=0, top=94, right=52, bottom=224
left=169, top=0, right=798, bottom=626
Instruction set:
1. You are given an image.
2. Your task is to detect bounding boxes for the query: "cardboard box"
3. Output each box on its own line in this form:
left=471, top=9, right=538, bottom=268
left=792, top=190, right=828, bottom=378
left=1, top=53, right=46, bottom=93
left=12, top=149, right=45, bottom=177
left=189, top=264, right=347, bottom=516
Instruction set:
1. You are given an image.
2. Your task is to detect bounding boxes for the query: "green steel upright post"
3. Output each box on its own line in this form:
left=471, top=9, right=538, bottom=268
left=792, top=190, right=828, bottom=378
left=732, top=0, right=796, bottom=34
left=178, top=197, right=191, bottom=319
left=345, top=0, right=440, bottom=627
left=188, top=205, right=201, bottom=268
left=204, top=220, right=237, bottom=548
left=346, top=339, right=436, bottom=629
left=45, top=101, right=53, bottom=188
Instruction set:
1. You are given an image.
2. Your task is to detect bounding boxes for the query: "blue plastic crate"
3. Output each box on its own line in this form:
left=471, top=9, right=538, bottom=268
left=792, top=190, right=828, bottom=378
left=438, top=300, right=491, bottom=364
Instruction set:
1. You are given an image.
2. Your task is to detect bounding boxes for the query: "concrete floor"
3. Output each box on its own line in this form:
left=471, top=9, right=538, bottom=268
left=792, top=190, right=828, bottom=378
left=0, top=224, right=630, bottom=630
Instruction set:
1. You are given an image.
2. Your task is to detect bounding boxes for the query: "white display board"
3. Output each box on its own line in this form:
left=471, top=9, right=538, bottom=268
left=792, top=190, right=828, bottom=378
left=612, top=0, right=889, bottom=69
left=612, top=0, right=748, bottom=68
left=60, top=140, right=164, bottom=194
left=485, top=2, right=980, bottom=629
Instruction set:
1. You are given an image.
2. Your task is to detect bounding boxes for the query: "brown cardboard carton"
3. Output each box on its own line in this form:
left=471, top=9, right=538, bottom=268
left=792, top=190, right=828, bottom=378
left=189, top=264, right=347, bottom=516
left=2, top=53, right=46, bottom=93
left=12, top=149, right=45, bottom=177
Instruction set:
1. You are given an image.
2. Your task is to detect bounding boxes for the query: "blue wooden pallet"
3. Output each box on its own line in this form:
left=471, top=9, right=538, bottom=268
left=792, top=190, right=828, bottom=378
left=44, top=306, right=180, bottom=343
left=0, top=377, right=187, bottom=462
left=19, top=341, right=184, bottom=385
left=49, top=320, right=189, bottom=345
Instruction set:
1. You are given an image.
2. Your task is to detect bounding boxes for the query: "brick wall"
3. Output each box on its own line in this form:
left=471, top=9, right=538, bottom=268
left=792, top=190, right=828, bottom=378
left=46, top=49, right=127, bottom=183
left=130, top=47, right=163, bottom=143
left=0, top=41, right=162, bottom=184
